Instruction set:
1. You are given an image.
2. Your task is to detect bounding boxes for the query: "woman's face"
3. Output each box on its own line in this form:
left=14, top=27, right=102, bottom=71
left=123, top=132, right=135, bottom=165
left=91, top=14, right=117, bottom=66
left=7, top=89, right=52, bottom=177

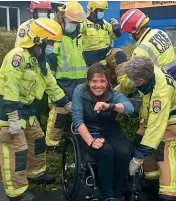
left=88, top=73, right=108, bottom=96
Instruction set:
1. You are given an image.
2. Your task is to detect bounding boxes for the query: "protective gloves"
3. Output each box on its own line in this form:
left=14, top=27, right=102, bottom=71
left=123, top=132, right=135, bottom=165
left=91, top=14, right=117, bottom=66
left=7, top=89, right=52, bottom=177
left=7, top=110, right=21, bottom=134
left=110, top=18, right=119, bottom=30
left=129, top=157, right=143, bottom=176
left=64, top=102, right=72, bottom=113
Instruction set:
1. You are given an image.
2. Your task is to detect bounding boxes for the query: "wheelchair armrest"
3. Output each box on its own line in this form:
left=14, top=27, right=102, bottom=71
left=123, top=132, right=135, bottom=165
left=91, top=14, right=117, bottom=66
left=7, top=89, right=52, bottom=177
left=71, top=123, right=79, bottom=134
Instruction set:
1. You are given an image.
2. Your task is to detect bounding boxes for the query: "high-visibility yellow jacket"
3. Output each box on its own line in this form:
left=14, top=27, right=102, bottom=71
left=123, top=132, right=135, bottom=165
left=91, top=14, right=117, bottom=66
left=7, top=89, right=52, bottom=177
left=15, top=19, right=34, bottom=48
left=80, top=19, right=118, bottom=52
left=0, top=47, right=66, bottom=105
left=116, top=67, right=176, bottom=149
left=133, top=28, right=176, bottom=71
left=54, top=34, right=87, bottom=80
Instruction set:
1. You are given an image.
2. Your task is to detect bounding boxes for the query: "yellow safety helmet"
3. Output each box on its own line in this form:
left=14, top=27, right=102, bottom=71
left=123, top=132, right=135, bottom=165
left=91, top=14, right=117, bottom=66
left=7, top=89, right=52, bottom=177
left=58, top=1, right=86, bottom=22
left=19, top=18, right=62, bottom=48
left=87, top=1, right=108, bottom=12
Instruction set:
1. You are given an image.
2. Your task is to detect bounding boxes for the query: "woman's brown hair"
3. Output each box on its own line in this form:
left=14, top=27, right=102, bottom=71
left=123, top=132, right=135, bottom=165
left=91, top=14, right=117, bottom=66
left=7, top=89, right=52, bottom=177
left=86, top=62, right=111, bottom=102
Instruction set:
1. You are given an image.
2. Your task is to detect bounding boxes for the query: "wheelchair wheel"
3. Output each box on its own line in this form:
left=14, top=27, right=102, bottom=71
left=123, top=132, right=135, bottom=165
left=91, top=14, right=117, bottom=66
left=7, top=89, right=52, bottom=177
left=61, top=134, right=82, bottom=201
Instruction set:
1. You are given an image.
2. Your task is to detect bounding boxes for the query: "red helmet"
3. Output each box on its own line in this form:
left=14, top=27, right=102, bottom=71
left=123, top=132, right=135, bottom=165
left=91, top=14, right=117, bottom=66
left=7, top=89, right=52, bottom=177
left=120, top=9, right=149, bottom=34
left=30, top=1, right=52, bottom=11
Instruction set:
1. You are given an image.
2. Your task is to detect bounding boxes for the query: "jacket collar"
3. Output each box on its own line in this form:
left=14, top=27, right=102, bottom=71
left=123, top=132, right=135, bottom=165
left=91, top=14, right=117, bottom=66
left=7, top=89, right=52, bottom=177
left=135, top=27, right=151, bottom=47
left=81, top=85, right=113, bottom=102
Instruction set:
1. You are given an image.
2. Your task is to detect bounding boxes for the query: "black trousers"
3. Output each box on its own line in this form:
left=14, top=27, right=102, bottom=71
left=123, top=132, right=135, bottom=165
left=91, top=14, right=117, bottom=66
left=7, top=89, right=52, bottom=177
left=82, top=131, right=133, bottom=199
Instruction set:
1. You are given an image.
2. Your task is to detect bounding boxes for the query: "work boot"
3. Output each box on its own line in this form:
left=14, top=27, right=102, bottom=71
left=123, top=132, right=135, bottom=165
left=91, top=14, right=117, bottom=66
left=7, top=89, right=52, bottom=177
left=8, top=191, right=37, bottom=201
left=28, top=172, right=56, bottom=185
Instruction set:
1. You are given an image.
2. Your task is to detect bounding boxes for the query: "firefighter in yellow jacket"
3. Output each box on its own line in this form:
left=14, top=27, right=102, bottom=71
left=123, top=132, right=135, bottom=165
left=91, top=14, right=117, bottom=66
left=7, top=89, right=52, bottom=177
left=116, top=56, right=176, bottom=201
left=0, top=18, right=71, bottom=201
left=15, top=1, right=53, bottom=48
left=15, top=2, right=59, bottom=122
left=80, top=1, right=121, bottom=66
left=45, top=1, right=87, bottom=147
left=120, top=9, right=176, bottom=80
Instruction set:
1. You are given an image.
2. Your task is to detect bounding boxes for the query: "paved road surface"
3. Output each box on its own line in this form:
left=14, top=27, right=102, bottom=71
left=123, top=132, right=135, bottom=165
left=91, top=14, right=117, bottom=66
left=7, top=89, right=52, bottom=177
left=0, top=183, right=93, bottom=201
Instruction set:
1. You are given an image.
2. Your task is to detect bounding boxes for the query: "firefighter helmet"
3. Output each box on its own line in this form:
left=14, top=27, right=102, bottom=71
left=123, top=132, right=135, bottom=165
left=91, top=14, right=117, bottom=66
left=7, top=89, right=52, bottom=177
left=120, top=9, right=149, bottom=34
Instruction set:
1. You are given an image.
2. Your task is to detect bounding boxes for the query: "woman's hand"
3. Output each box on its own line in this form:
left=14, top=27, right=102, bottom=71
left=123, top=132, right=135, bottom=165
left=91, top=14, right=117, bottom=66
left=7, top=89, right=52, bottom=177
left=94, top=102, right=109, bottom=113
left=91, top=138, right=105, bottom=149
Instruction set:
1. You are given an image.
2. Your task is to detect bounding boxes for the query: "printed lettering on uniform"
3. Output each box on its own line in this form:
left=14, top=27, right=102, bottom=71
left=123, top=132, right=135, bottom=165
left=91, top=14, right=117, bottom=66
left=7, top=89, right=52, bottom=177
left=149, top=30, right=172, bottom=54
left=12, top=54, right=22, bottom=67
left=95, top=24, right=101, bottom=30
left=87, top=24, right=95, bottom=28
left=19, top=28, right=25, bottom=37
left=153, top=100, right=161, bottom=113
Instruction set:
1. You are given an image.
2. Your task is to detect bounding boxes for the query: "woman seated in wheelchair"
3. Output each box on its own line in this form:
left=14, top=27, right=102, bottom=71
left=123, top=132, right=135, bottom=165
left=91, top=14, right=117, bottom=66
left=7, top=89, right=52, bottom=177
left=72, top=63, right=134, bottom=201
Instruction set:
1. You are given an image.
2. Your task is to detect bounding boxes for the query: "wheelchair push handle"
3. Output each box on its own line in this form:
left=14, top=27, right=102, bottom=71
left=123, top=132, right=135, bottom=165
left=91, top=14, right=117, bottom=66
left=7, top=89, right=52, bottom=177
left=71, top=123, right=79, bottom=134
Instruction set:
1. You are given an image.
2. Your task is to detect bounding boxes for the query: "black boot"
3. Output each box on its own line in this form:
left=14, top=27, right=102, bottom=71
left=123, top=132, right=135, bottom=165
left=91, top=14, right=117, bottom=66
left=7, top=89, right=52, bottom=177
left=8, top=191, right=37, bottom=201
left=28, top=172, right=56, bottom=184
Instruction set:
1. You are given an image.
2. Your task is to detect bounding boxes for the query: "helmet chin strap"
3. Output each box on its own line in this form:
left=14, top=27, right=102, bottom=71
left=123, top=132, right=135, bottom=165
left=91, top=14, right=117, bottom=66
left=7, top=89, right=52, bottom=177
left=131, top=33, right=138, bottom=41
left=30, top=43, right=47, bottom=76
left=31, top=43, right=46, bottom=58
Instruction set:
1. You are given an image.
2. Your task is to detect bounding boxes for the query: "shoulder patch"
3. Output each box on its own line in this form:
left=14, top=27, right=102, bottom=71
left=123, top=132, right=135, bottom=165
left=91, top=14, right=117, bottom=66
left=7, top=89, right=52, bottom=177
left=12, top=54, right=22, bottom=67
left=19, top=28, right=25, bottom=37
left=153, top=100, right=161, bottom=113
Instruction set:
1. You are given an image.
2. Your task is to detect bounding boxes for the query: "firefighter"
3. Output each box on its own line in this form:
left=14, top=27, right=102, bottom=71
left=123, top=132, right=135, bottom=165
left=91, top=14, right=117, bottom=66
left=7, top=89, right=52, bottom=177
left=120, top=9, right=176, bottom=79
left=15, top=1, right=53, bottom=48
left=0, top=18, right=71, bottom=201
left=45, top=1, right=87, bottom=147
left=15, top=2, right=58, bottom=121
left=80, top=1, right=121, bottom=66
left=116, top=56, right=176, bottom=201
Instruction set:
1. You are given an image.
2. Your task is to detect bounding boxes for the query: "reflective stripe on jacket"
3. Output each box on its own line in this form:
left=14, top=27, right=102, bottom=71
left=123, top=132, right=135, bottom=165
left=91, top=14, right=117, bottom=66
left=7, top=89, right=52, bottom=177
left=133, top=28, right=176, bottom=70
left=117, top=68, right=176, bottom=149
left=54, top=35, right=87, bottom=80
left=80, top=19, right=118, bottom=52
left=0, top=47, right=65, bottom=105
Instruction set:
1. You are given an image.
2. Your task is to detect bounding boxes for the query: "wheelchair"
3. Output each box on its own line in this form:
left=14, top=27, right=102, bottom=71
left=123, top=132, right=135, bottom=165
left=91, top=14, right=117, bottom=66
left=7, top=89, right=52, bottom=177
left=61, top=124, right=158, bottom=201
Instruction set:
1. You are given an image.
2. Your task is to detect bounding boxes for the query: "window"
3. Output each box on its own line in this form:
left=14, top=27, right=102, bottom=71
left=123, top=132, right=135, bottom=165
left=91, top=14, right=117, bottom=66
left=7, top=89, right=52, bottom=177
left=0, top=6, right=20, bottom=31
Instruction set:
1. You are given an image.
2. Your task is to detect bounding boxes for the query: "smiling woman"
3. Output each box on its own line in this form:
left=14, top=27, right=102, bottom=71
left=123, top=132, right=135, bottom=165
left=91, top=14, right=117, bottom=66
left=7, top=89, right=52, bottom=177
left=72, top=62, right=134, bottom=201
left=87, top=63, right=110, bottom=99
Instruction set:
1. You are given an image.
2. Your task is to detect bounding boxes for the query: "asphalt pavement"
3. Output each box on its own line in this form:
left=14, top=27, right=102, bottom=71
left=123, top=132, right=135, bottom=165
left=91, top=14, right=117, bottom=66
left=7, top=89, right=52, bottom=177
left=0, top=183, right=93, bottom=201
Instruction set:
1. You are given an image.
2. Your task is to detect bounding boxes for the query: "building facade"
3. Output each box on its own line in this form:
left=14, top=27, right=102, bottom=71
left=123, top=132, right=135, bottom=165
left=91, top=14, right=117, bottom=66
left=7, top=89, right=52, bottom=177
left=0, top=1, right=176, bottom=47
left=120, top=1, right=176, bottom=47
left=0, top=1, right=64, bottom=31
